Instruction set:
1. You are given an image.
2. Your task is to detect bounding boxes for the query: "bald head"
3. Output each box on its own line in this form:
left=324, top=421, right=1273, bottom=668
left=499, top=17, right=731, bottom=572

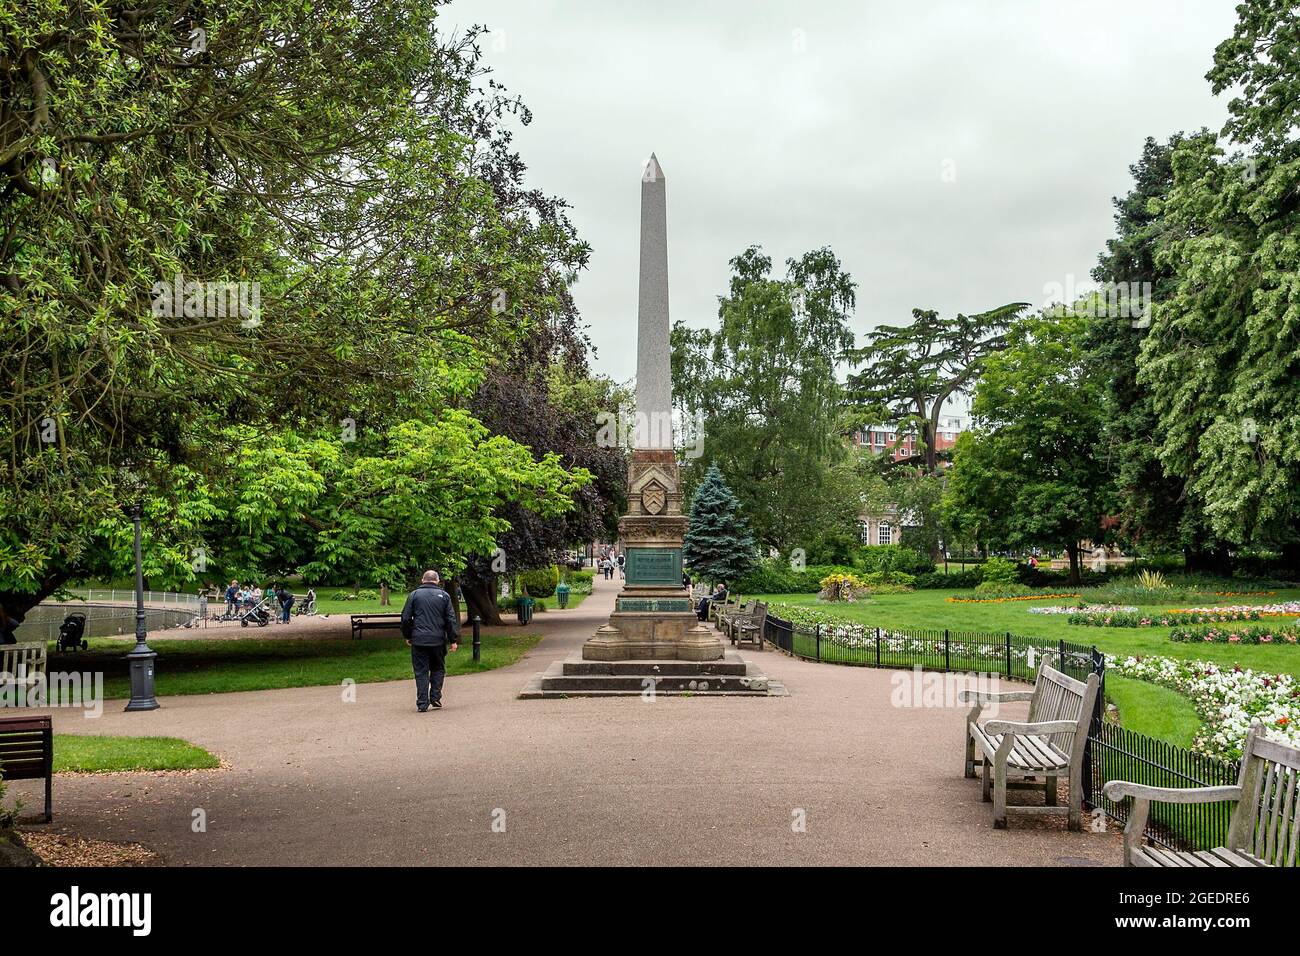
left=422, top=570, right=440, bottom=584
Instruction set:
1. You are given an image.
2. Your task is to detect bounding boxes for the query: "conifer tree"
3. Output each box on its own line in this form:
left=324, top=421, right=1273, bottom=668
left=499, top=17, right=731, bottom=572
left=683, top=464, right=755, bottom=585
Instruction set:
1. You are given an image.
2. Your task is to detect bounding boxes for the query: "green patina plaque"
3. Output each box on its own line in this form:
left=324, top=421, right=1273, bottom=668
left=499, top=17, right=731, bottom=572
left=625, top=546, right=682, bottom=586
left=617, top=598, right=692, bottom=614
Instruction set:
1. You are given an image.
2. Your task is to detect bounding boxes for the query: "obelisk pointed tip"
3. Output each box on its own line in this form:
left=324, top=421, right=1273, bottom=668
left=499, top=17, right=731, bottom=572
left=643, top=152, right=664, bottom=183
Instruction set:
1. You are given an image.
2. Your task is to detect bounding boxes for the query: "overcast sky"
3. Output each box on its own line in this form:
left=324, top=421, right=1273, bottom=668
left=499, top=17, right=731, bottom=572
left=448, top=0, right=1238, bottom=388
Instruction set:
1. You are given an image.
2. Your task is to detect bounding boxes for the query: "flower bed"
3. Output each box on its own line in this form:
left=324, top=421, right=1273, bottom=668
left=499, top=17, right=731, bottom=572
left=1109, top=654, right=1300, bottom=759
left=947, top=592, right=1080, bottom=604
left=1029, top=603, right=1136, bottom=616
left=1168, top=623, right=1300, bottom=645
left=1068, top=608, right=1266, bottom=628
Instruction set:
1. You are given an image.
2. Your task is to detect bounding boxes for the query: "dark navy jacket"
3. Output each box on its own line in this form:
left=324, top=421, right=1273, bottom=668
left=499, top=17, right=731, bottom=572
left=400, top=584, right=460, bottom=646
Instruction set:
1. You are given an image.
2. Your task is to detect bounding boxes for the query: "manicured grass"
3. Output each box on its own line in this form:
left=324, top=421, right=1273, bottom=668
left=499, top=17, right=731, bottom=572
left=312, top=591, right=589, bottom=617
left=52, top=632, right=540, bottom=699
left=1103, top=675, right=1200, bottom=748
left=750, top=587, right=1300, bottom=746
left=53, top=735, right=220, bottom=773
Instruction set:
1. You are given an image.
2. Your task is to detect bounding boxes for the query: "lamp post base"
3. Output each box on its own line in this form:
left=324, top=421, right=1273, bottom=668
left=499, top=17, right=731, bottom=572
left=124, top=646, right=160, bottom=712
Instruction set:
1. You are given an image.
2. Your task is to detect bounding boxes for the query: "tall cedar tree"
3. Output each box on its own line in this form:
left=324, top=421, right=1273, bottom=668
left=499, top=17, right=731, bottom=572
left=683, top=464, right=756, bottom=586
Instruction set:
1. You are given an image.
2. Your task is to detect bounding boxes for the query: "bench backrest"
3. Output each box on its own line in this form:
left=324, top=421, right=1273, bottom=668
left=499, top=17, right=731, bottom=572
left=1228, top=724, right=1300, bottom=866
left=1026, top=660, right=1098, bottom=758
left=752, top=601, right=768, bottom=625
left=0, top=714, right=53, bottom=781
left=1, top=641, right=47, bottom=679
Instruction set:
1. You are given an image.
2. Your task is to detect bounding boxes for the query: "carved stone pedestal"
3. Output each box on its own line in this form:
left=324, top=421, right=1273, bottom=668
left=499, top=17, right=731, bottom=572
left=582, top=449, right=724, bottom=663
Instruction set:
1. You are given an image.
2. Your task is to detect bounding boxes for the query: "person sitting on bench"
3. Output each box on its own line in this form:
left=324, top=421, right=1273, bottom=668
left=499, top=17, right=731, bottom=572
left=697, top=582, right=728, bottom=622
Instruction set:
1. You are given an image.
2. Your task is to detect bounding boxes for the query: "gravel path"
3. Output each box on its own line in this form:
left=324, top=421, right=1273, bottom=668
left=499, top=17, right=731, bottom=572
left=12, top=575, right=1120, bottom=865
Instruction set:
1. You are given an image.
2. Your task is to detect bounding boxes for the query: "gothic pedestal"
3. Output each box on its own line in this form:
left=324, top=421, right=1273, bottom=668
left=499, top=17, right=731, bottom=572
left=581, top=449, right=724, bottom=663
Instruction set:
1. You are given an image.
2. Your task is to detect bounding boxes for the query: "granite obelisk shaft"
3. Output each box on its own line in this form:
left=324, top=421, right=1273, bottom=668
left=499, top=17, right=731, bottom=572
left=581, top=152, right=723, bottom=662
left=635, top=154, right=673, bottom=449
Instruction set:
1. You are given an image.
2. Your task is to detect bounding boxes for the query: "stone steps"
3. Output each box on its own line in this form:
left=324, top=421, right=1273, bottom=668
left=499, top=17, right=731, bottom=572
left=518, top=651, right=787, bottom=698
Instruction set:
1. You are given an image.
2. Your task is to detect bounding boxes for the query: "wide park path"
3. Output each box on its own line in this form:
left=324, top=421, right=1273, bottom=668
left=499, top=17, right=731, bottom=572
left=15, top=574, right=1120, bottom=866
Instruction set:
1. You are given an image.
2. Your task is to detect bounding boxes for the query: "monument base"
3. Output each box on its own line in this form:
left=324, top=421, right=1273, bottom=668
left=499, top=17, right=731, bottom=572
left=582, top=586, right=724, bottom=661
left=519, top=649, right=787, bottom=698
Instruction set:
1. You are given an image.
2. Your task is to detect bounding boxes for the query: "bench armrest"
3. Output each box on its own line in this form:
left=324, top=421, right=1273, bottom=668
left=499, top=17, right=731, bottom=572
left=1102, top=781, right=1243, bottom=805
left=983, top=719, right=1077, bottom=736
left=957, top=690, right=1034, bottom=704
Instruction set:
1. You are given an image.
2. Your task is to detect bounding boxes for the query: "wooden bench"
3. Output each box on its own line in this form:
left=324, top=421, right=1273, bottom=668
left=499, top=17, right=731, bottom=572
left=728, top=601, right=768, bottom=651
left=959, top=658, right=1100, bottom=830
left=713, top=598, right=749, bottom=628
left=350, top=613, right=402, bottom=640
left=0, top=715, right=53, bottom=822
left=1, top=641, right=48, bottom=705
left=1104, top=722, right=1298, bottom=867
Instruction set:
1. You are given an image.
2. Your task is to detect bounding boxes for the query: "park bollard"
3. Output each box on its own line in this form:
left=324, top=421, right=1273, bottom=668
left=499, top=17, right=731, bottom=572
left=472, top=613, right=481, bottom=663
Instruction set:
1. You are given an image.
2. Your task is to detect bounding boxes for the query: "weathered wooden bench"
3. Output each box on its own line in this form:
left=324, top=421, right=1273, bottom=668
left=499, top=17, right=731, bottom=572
left=1104, top=722, right=1298, bottom=867
left=0, top=714, right=53, bottom=822
left=707, top=597, right=736, bottom=624
left=350, top=613, right=403, bottom=640
left=959, top=657, right=1099, bottom=830
left=1, top=641, right=48, bottom=705
left=729, top=601, right=768, bottom=651
left=712, top=598, right=754, bottom=634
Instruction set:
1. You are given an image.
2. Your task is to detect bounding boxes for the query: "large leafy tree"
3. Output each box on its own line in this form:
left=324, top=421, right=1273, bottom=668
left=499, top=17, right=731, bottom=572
left=944, top=311, right=1112, bottom=583
left=846, top=303, right=1028, bottom=475
left=1138, top=0, right=1300, bottom=562
left=0, top=3, right=591, bottom=619
left=671, top=245, right=857, bottom=555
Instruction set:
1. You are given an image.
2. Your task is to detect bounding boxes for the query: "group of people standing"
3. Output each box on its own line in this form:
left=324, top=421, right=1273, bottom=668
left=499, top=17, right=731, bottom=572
left=222, top=580, right=305, bottom=623
left=598, top=548, right=624, bottom=580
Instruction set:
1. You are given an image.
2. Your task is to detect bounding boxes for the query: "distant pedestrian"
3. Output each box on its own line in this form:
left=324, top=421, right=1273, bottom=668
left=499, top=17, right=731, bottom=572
left=697, top=582, right=728, bottom=622
left=400, top=570, right=460, bottom=712
left=224, top=579, right=239, bottom=617
left=616, top=553, right=625, bottom=579
left=277, top=585, right=294, bottom=623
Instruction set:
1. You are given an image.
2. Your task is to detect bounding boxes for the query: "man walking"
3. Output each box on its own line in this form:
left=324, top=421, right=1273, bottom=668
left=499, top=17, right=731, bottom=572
left=400, top=570, right=460, bottom=712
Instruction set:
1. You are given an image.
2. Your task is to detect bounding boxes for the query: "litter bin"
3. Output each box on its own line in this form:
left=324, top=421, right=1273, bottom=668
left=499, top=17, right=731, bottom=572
left=555, top=583, right=571, bottom=609
left=516, top=595, right=535, bottom=625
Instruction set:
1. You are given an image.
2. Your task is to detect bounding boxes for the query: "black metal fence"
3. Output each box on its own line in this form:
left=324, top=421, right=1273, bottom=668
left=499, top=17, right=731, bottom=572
left=1087, top=719, right=1241, bottom=850
left=762, top=613, right=1241, bottom=851
left=761, top=614, right=1096, bottom=684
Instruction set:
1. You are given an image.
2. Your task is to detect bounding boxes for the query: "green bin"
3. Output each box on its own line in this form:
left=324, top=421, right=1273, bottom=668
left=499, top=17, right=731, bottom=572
left=555, top=583, right=571, bottom=609
left=516, top=595, right=535, bottom=625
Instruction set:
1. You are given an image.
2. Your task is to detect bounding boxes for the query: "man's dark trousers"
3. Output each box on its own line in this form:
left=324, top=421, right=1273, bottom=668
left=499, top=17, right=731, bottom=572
left=412, top=643, right=448, bottom=709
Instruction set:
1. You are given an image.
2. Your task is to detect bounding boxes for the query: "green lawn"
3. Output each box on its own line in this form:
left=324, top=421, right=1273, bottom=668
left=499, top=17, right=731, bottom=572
left=312, top=590, right=589, bottom=617
left=750, top=587, right=1300, bottom=745
left=53, top=735, right=221, bottom=773
left=51, top=632, right=540, bottom=698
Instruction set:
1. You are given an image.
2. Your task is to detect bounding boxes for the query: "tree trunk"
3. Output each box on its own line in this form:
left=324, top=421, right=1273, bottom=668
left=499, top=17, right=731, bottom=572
left=461, top=577, right=504, bottom=626
left=1184, top=546, right=1231, bottom=576
left=1066, top=543, right=1081, bottom=585
left=1, top=570, right=70, bottom=640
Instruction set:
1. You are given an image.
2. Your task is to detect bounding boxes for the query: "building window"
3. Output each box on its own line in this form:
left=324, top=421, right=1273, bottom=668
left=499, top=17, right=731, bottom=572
left=859, top=521, right=871, bottom=544
left=878, top=523, right=893, bottom=545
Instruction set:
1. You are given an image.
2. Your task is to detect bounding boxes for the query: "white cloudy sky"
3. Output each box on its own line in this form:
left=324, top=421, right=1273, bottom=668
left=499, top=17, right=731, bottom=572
left=447, top=0, right=1238, bottom=387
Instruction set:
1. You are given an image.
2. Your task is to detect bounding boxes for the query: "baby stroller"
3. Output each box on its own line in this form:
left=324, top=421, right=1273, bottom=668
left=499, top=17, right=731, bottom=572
left=57, top=613, right=88, bottom=651
left=238, top=597, right=272, bottom=627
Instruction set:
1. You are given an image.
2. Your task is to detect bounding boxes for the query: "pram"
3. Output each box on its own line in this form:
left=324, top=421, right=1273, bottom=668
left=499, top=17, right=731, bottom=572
left=238, top=597, right=273, bottom=627
left=57, top=613, right=88, bottom=652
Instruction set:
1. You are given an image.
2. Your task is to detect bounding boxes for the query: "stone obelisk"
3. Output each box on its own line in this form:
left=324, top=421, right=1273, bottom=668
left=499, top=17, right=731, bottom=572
left=582, top=154, right=724, bottom=662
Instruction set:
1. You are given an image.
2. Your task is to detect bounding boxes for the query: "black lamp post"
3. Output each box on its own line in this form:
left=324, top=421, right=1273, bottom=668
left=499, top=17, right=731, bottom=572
left=124, top=498, right=159, bottom=712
